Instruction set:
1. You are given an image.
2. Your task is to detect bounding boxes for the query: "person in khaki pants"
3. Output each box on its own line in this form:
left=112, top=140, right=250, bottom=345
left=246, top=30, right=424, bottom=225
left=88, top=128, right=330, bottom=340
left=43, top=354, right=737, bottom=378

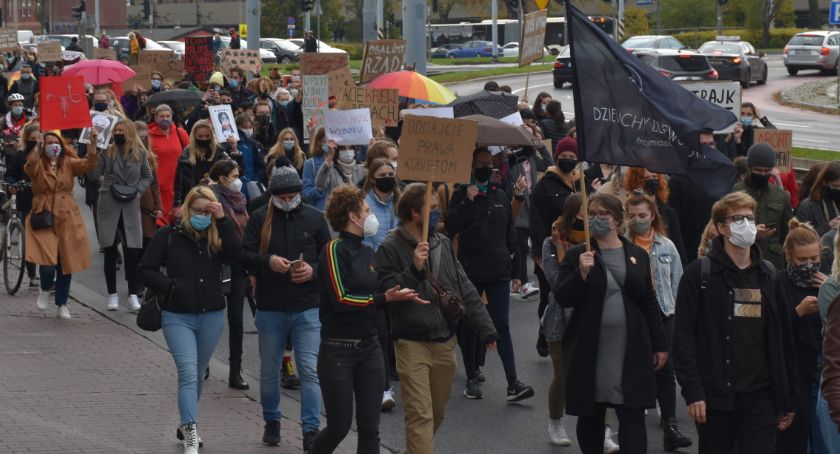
left=376, top=183, right=498, bottom=453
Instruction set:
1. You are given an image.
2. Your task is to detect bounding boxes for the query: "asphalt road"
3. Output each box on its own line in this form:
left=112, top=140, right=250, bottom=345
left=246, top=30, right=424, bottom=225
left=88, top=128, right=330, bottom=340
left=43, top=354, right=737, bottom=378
left=447, top=55, right=840, bottom=152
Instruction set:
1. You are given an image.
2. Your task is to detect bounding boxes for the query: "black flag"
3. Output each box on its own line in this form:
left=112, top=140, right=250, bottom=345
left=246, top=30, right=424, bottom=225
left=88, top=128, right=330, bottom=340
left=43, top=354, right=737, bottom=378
left=565, top=1, right=737, bottom=194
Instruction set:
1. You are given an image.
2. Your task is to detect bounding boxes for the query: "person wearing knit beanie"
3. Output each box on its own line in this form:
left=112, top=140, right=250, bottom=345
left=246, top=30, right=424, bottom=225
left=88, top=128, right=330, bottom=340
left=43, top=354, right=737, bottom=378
left=554, top=136, right=578, bottom=162
left=270, top=156, right=303, bottom=196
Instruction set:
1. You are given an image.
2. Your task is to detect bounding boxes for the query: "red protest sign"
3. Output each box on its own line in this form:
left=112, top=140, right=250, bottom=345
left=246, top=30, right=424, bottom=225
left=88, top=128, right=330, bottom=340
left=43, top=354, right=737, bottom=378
left=39, top=76, right=91, bottom=131
left=185, top=37, right=214, bottom=82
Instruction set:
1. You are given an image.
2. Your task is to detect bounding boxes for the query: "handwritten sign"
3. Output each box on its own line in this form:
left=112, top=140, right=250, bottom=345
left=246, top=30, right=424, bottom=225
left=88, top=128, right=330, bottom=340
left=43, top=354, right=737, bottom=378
left=754, top=129, right=793, bottom=173
left=185, top=37, right=214, bottom=82
left=0, top=28, right=17, bottom=51
left=208, top=104, right=239, bottom=142
left=325, top=108, right=373, bottom=145
left=338, top=87, right=399, bottom=127
left=302, top=75, right=329, bottom=140
left=680, top=81, right=741, bottom=113
left=359, top=39, right=406, bottom=84
left=219, top=49, right=262, bottom=76
left=300, top=53, right=349, bottom=75
left=121, top=64, right=152, bottom=91
left=37, top=42, right=62, bottom=62
left=403, top=107, right=455, bottom=119
left=520, top=9, right=548, bottom=67
left=139, top=50, right=175, bottom=66
left=327, top=66, right=354, bottom=99
left=398, top=116, right=479, bottom=184
left=94, top=48, right=116, bottom=60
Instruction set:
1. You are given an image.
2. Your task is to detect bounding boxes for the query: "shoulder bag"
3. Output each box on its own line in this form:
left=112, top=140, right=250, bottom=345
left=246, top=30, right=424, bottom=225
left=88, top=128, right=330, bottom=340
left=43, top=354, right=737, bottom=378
left=30, top=167, right=58, bottom=230
left=108, top=155, right=138, bottom=202
left=136, top=230, right=173, bottom=332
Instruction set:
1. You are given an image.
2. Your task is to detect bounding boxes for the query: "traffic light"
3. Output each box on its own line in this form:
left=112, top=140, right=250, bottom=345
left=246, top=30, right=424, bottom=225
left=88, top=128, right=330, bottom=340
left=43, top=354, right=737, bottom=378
left=301, top=0, right=315, bottom=12
left=71, top=0, right=86, bottom=20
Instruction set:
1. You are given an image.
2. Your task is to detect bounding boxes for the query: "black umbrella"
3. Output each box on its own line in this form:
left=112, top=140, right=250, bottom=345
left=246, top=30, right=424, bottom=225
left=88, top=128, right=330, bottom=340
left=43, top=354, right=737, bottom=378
left=145, top=89, right=203, bottom=109
left=448, top=90, right=519, bottom=119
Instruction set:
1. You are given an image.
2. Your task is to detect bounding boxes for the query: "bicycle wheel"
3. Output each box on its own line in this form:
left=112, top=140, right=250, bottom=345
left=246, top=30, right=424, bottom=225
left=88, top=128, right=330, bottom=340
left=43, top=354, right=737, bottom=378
left=4, top=220, right=25, bottom=295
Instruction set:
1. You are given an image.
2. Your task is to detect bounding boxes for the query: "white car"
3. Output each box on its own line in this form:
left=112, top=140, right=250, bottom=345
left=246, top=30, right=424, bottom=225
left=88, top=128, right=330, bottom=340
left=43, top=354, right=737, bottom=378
left=158, top=40, right=185, bottom=60
left=287, top=38, right=348, bottom=54
left=501, top=42, right=550, bottom=58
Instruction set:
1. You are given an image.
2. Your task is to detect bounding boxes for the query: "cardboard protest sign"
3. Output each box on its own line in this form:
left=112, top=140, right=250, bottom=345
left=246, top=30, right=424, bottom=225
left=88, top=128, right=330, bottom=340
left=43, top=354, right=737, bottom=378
left=338, top=87, right=399, bottom=127
left=79, top=111, right=120, bottom=149
left=327, top=67, right=354, bottom=99
left=325, top=108, right=373, bottom=145
left=156, top=60, right=185, bottom=81
left=219, top=49, right=262, bottom=76
left=208, top=104, right=239, bottom=142
left=403, top=107, right=454, bottom=119
left=519, top=9, right=548, bottom=67
left=39, top=76, right=91, bottom=131
left=185, top=37, right=215, bottom=81
left=754, top=129, right=793, bottom=173
left=0, top=29, right=17, bottom=51
left=37, top=42, right=62, bottom=62
left=359, top=39, right=406, bottom=84
left=121, top=64, right=153, bottom=91
left=94, top=48, right=116, bottom=60
left=680, top=81, right=741, bottom=113
left=139, top=50, right=175, bottom=66
left=302, top=75, right=329, bottom=140
left=397, top=116, right=479, bottom=184
left=300, top=53, right=349, bottom=75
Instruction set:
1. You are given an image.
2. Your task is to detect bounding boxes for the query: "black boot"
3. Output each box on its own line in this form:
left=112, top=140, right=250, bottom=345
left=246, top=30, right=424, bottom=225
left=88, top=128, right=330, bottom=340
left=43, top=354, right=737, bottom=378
left=229, top=364, right=250, bottom=390
left=663, top=418, right=693, bottom=451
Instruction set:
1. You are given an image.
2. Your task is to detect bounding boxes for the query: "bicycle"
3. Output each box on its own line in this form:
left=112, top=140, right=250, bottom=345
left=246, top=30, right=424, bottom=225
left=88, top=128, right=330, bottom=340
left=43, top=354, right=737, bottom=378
left=0, top=181, right=30, bottom=294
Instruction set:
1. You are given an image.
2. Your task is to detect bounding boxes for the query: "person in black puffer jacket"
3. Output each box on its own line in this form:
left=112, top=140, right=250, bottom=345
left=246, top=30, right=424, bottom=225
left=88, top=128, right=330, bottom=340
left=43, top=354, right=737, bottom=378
left=4, top=122, right=39, bottom=287
left=445, top=147, right=533, bottom=402
left=137, top=185, right=241, bottom=454
left=539, top=100, right=570, bottom=153
left=173, top=119, right=230, bottom=209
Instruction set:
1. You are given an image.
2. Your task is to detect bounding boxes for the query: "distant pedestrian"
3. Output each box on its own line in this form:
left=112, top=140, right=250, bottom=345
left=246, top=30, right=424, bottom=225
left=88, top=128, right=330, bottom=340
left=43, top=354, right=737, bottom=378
left=304, top=31, right=318, bottom=53
left=229, top=27, right=241, bottom=49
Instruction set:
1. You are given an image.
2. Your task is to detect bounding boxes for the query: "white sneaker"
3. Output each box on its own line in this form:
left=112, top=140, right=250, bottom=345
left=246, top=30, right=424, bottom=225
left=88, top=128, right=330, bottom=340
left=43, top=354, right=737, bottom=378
left=180, top=423, right=199, bottom=454
left=36, top=289, right=49, bottom=311
left=521, top=282, right=540, bottom=299
left=381, top=389, right=396, bottom=411
left=604, top=427, right=620, bottom=454
left=107, top=294, right=119, bottom=311
left=127, top=294, right=141, bottom=312
left=57, top=305, right=71, bottom=320
left=548, top=418, right=572, bottom=446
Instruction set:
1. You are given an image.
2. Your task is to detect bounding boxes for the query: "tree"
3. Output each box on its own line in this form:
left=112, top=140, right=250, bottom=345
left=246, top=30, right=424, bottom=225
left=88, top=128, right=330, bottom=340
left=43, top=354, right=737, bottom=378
left=432, top=0, right=483, bottom=23
left=623, top=7, right=650, bottom=37
left=260, top=0, right=345, bottom=41
left=660, top=0, right=716, bottom=30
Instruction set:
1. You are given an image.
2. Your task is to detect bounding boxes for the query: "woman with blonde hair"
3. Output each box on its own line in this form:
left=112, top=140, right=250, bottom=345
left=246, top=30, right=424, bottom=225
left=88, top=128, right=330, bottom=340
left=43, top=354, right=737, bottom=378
left=138, top=185, right=241, bottom=454
left=26, top=131, right=98, bottom=319
left=88, top=118, right=154, bottom=312
left=266, top=127, right=304, bottom=175
left=173, top=119, right=229, bottom=210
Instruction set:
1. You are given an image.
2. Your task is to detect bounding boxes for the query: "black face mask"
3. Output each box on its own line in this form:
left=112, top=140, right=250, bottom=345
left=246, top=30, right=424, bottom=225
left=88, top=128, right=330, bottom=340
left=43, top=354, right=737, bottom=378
left=473, top=166, right=492, bottom=183
left=374, top=176, right=397, bottom=193
left=113, top=134, right=126, bottom=146
left=259, top=91, right=269, bottom=99
left=556, top=158, right=577, bottom=173
left=256, top=114, right=270, bottom=125
left=644, top=178, right=660, bottom=195
left=826, top=187, right=840, bottom=202
left=25, top=140, right=37, bottom=152
left=750, top=172, right=770, bottom=189
left=196, top=139, right=212, bottom=149
left=94, top=102, right=108, bottom=112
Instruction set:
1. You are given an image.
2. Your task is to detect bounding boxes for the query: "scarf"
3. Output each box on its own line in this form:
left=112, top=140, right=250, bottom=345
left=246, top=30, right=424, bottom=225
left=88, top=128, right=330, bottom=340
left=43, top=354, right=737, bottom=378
left=217, top=185, right=248, bottom=234
left=633, top=228, right=655, bottom=253
left=335, top=160, right=355, bottom=182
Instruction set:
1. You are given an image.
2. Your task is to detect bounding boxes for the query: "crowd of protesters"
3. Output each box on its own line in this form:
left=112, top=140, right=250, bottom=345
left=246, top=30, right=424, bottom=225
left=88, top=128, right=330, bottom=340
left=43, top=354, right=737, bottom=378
left=7, top=39, right=840, bottom=454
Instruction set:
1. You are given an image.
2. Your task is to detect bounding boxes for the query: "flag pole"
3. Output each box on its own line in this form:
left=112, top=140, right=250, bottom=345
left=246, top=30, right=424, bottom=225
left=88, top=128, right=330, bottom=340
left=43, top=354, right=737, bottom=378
left=577, top=162, right=590, bottom=252
left=523, top=64, right=532, bottom=100
left=421, top=180, right=434, bottom=240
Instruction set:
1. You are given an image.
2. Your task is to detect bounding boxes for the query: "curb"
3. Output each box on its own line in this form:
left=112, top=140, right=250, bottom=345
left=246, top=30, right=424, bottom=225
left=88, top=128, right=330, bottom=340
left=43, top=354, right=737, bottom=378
left=776, top=79, right=840, bottom=116
left=442, top=67, right=553, bottom=88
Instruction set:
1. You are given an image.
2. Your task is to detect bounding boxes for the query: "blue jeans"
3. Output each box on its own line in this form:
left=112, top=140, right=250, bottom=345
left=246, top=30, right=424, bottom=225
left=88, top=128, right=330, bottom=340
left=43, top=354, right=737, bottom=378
left=40, top=263, right=71, bottom=306
left=161, top=310, right=225, bottom=425
left=817, top=374, right=840, bottom=453
left=255, top=308, right=321, bottom=433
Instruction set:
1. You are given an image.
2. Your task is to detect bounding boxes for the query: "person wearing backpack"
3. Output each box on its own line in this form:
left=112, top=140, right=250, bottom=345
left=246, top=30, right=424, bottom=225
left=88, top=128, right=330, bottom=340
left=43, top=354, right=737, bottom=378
left=673, top=191, right=798, bottom=453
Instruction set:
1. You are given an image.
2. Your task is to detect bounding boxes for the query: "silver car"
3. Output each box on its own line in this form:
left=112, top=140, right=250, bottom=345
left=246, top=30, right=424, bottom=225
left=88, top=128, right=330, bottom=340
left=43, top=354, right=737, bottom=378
left=783, top=31, right=840, bottom=75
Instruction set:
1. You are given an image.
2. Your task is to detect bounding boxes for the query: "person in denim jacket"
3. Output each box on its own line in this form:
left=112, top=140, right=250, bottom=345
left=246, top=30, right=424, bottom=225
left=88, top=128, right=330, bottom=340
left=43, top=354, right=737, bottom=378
left=625, top=193, right=692, bottom=451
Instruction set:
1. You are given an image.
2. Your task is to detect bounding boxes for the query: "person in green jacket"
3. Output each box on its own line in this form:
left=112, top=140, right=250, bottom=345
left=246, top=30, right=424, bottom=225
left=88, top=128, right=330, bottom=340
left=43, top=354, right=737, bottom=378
left=732, top=143, right=793, bottom=269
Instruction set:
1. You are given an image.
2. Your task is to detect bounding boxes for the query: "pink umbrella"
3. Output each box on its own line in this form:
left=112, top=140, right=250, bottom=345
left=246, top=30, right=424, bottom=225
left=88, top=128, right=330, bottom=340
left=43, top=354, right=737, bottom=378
left=62, top=60, right=136, bottom=86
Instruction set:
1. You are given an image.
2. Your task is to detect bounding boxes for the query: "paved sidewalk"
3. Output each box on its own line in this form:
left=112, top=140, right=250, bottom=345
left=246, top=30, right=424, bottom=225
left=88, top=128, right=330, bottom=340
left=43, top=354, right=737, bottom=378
left=0, top=291, right=330, bottom=454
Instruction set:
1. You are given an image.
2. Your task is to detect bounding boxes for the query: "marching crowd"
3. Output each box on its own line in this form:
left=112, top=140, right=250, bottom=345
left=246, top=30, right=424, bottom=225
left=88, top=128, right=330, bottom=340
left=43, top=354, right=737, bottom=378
left=6, top=47, right=840, bottom=454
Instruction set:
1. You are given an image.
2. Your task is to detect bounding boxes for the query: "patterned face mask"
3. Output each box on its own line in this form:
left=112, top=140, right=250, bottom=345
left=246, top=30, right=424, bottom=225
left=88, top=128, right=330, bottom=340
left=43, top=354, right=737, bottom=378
left=787, top=261, right=820, bottom=288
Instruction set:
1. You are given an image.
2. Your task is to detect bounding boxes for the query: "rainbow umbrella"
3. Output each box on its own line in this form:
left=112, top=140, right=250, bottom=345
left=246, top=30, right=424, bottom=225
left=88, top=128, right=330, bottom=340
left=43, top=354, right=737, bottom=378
left=366, top=70, right=456, bottom=105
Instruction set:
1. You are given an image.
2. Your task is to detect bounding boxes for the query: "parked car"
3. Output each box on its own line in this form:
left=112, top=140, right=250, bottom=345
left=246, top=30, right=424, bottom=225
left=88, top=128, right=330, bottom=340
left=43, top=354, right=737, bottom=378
left=622, top=35, right=688, bottom=52
left=446, top=40, right=503, bottom=58
left=42, top=34, right=99, bottom=50
left=553, top=46, right=572, bottom=88
left=500, top=42, right=550, bottom=58
left=633, top=49, right=718, bottom=81
left=431, top=43, right=463, bottom=58
left=260, top=38, right=301, bottom=64
left=287, top=38, right=348, bottom=54
left=699, top=38, right=767, bottom=87
left=218, top=37, right=278, bottom=64
left=158, top=40, right=185, bottom=60
left=110, top=35, right=168, bottom=60
left=783, top=31, right=840, bottom=75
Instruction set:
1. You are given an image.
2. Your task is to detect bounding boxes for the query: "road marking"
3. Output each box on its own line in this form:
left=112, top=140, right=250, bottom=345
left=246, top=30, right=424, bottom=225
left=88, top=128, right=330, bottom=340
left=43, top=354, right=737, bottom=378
left=774, top=122, right=811, bottom=128
left=794, top=138, right=829, bottom=143
left=512, top=83, right=556, bottom=94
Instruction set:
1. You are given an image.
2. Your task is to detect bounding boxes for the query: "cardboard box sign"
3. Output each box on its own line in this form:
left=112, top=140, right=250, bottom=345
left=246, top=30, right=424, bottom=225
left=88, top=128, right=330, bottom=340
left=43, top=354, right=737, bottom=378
left=753, top=129, right=793, bottom=173
left=520, top=9, right=548, bottom=67
left=338, top=87, right=399, bottom=127
left=300, top=53, right=349, bottom=75
left=397, top=116, right=479, bottom=184
left=359, top=39, right=406, bottom=84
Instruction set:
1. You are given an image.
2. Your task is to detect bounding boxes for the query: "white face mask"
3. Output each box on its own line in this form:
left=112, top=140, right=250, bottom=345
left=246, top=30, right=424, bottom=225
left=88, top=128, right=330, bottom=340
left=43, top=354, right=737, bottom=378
left=727, top=219, right=757, bottom=249
left=45, top=143, right=62, bottom=159
left=338, top=149, right=355, bottom=163
left=241, top=129, right=253, bottom=138
left=355, top=213, right=379, bottom=237
left=227, top=177, right=242, bottom=193
left=391, top=160, right=398, bottom=170
left=272, top=194, right=301, bottom=212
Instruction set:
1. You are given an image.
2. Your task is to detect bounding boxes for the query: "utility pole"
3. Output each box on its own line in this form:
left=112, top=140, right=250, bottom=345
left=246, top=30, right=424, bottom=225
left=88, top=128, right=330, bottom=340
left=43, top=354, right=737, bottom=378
left=716, top=2, right=723, bottom=34
left=246, top=0, right=259, bottom=51
left=491, top=0, right=498, bottom=62
left=14, top=0, right=19, bottom=33
left=403, top=0, right=427, bottom=74
left=363, top=0, right=376, bottom=42
left=655, top=0, right=662, bottom=34
left=376, top=0, right=384, bottom=39
left=94, top=0, right=100, bottom=36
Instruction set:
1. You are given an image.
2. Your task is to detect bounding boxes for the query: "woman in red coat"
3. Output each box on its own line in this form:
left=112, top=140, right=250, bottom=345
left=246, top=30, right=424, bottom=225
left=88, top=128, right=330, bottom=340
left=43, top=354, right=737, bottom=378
left=148, top=104, right=189, bottom=223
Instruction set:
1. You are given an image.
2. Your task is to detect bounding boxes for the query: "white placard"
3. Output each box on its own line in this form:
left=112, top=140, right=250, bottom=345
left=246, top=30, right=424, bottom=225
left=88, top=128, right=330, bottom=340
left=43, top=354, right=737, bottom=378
left=78, top=111, right=120, bottom=149
left=499, top=111, right=525, bottom=127
left=679, top=80, right=741, bottom=133
left=325, top=108, right=373, bottom=146
left=402, top=107, right=454, bottom=119
left=302, top=75, right=329, bottom=141
left=208, top=104, right=238, bottom=142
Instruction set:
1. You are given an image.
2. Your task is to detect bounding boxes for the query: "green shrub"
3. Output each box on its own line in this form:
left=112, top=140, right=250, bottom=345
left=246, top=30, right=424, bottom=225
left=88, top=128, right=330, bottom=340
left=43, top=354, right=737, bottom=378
left=673, top=28, right=805, bottom=49
left=331, top=43, right=364, bottom=59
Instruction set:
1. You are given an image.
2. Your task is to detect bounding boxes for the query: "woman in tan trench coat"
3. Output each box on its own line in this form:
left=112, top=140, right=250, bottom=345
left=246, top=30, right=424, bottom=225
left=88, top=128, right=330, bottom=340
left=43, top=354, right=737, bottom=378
left=25, top=131, right=98, bottom=319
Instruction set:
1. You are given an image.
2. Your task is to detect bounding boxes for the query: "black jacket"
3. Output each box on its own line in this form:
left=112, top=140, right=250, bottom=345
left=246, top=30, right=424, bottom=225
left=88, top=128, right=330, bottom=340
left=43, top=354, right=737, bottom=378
left=445, top=184, right=521, bottom=282
left=173, top=146, right=229, bottom=206
left=240, top=203, right=331, bottom=312
left=538, top=118, right=568, bottom=153
left=554, top=237, right=667, bottom=416
left=667, top=174, right=716, bottom=264
left=529, top=168, right=577, bottom=258
left=3, top=148, right=34, bottom=215
left=137, top=219, right=241, bottom=313
left=672, top=239, right=797, bottom=414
